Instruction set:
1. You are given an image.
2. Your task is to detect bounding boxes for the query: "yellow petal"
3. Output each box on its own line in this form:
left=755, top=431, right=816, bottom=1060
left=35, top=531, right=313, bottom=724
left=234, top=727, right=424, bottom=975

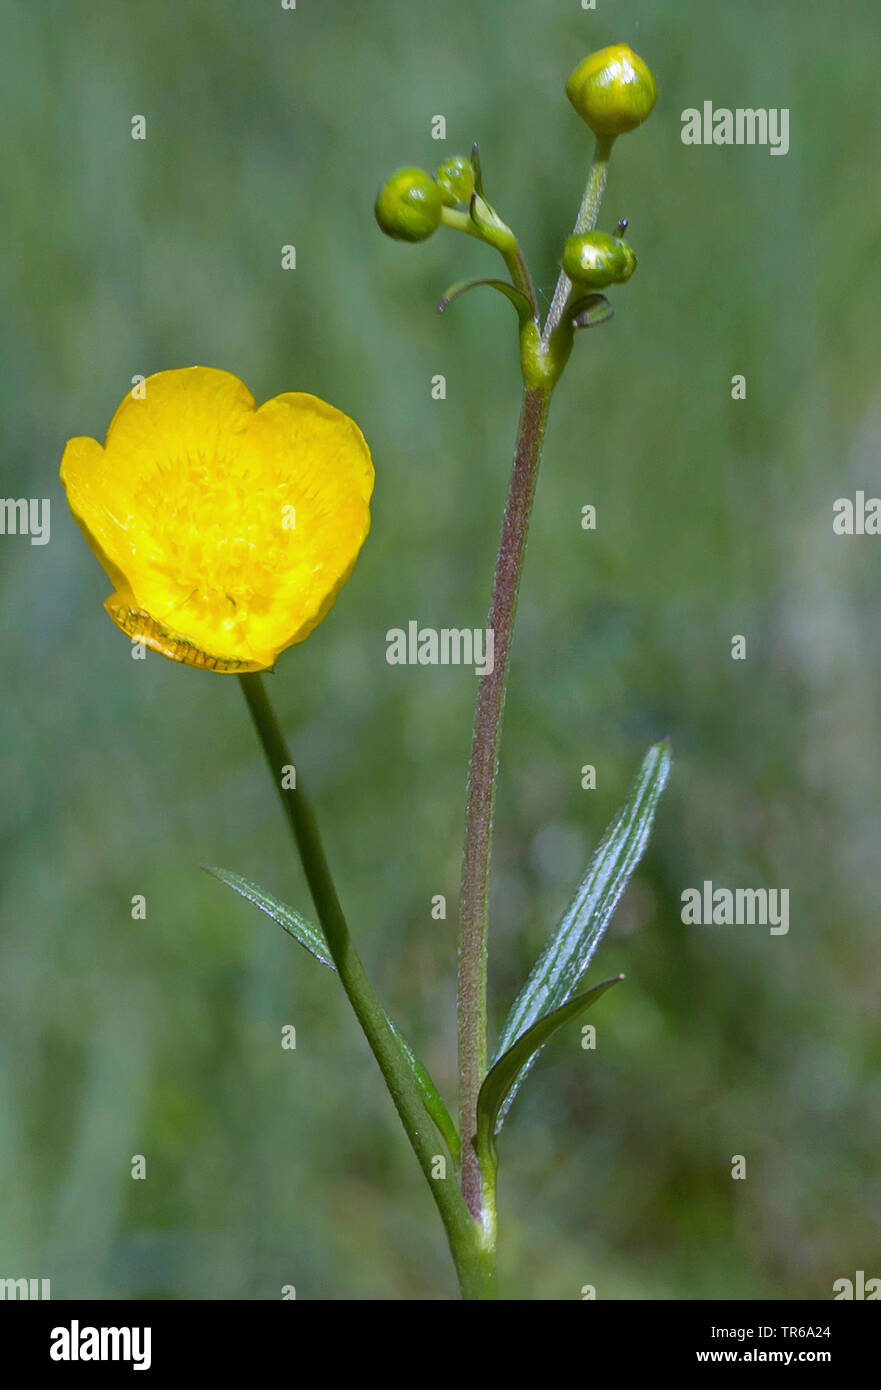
left=60, top=368, right=374, bottom=671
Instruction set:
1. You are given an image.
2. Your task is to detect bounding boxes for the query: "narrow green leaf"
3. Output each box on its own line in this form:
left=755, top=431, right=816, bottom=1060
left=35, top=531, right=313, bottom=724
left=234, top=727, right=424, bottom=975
left=437, top=277, right=532, bottom=324
left=477, top=975, right=624, bottom=1170
left=203, top=865, right=460, bottom=1163
left=204, top=865, right=334, bottom=965
left=490, top=739, right=671, bottom=1125
left=385, top=1021, right=460, bottom=1164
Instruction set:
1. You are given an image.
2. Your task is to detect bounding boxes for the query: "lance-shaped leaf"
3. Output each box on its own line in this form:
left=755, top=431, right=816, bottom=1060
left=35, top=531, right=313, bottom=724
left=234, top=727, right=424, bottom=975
left=489, top=739, right=671, bottom=1127
left=205, top=866, right=334, bottom=965
left=203, top=865, right=460, bottom=1164
left=477, top=975, right=624, bottom=1173
left=438, top=277, right=533, bottom=325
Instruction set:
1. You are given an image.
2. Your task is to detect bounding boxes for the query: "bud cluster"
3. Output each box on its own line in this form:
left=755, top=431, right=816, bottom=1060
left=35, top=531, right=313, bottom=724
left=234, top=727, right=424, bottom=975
left=375, top=154, right=476, bottom=243
left=373, top=42, right=657, bottom=388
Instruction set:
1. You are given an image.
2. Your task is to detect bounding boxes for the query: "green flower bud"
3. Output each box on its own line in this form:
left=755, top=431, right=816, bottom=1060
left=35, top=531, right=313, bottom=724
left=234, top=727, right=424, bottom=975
left=566, top=43, right=657, bottom=137
left=435, top=155, right=475, bottom=207
left=374, top=167, right=443, bottom=242
left=562, top=231, right=637, bottom=288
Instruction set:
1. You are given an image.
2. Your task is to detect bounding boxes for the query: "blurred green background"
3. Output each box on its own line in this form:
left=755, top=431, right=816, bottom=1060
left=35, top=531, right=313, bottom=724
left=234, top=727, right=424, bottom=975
left=1, top=0, right=879, bottom=1300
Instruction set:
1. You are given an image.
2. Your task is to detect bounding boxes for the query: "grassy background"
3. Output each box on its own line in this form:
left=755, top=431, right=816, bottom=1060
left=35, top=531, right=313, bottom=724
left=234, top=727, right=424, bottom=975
left=1, top=0, right=880, bottom=1299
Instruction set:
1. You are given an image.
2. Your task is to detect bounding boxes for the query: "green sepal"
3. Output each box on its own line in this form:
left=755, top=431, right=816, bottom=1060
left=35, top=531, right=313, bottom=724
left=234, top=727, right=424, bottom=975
left=469, top=192, right=516, bottom=253
left=203, top=865, right=461, bottom=1164
left=438, top=277, right=533, bottom=325
left=570, top=292, right=614, bottom=329
left=476, top=975, right=624, bottom=1172
left=470, top=141, right=484, bottom=197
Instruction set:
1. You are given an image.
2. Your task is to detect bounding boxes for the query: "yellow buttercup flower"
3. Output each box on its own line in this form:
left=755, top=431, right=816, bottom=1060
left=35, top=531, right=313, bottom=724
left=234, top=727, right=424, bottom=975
left=61, top=367, right=373, bottom=672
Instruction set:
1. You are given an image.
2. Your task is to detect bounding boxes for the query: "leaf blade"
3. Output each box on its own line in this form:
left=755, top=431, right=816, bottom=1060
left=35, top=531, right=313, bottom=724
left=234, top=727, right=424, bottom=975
left=203, top=865, right=460, bottom=1163
left=490, top=739, right=671, bottom=1123
left=203, top=864, right=334, bottom=967
left=437, top=277, right=532, bottom=324
left=477, top=975, right=624, bottom=1166
left=385, top=1020, right=461, bottom=1164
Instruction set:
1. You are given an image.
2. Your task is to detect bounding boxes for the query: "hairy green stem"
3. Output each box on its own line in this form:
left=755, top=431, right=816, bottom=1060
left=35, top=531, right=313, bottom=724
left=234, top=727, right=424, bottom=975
left=457, top=386, right=552, bottom=1228
left=505, top=242, right=540, bottom=320
left=239, top=672, right=495, bottom=1299
left=543, top=133, right=615, bottom=341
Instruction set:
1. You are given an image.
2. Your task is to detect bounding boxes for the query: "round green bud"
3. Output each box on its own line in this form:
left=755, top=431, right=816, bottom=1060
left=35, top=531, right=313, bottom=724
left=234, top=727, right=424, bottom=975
left=435, top=155, right=475, bottom=207
left=374, top=167, right=443, bottom=242
left=562, top=231, right=638, bottom=288
left=566, top=43, right=657, bottom=136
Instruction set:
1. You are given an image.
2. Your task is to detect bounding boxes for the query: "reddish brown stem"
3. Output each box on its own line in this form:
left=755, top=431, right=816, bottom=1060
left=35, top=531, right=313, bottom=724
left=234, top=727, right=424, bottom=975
left=458, top=384, right=552, bottom=1221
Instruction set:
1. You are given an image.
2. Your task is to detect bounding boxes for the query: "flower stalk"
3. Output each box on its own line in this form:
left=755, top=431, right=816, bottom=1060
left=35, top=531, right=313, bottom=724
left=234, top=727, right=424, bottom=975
left=238, top=672, right=497, bottom=1299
